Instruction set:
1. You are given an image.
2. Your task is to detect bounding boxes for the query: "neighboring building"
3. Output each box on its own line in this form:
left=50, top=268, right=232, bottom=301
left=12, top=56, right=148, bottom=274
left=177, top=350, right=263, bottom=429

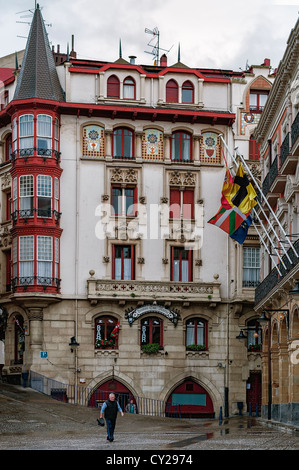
left=0, top=5, right=275, bottom=417
left=254, top=18, right=299, bottom=427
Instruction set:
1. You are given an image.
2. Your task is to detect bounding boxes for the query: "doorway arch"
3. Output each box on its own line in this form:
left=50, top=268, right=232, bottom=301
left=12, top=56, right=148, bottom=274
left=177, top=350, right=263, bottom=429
left=88, top=379, right=136, bottom=412
left=166, top=378, right=215, bottom=418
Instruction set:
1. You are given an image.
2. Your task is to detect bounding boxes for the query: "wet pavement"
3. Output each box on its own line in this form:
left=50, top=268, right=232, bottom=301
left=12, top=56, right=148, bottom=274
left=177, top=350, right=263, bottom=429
left=0, top=381, right=298, bottom=452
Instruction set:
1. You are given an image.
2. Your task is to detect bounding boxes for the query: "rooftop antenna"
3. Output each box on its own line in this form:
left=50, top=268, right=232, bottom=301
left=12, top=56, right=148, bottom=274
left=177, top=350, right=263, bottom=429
left=144, top=27, right=173, bottom=66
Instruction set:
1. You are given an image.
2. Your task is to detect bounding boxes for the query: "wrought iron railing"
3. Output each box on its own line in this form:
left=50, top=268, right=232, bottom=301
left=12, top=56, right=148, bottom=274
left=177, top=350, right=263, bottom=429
left=280, top=132, right=290, bottom=167
left=29, top=371, right=181, bottom=418
left=12, top=148, right=61, bottom=164
left=12, top=209, right=61, bottom=224
left=11, top=276, right=61, bottom=292
left=291, top=111, right=299, bottom=147
left=255, top=238, right=299, bottom=305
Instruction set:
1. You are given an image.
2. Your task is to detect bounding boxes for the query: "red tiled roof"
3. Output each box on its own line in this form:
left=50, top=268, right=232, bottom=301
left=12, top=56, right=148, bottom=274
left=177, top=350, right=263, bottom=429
left=0, top=68, right=15, bottom=85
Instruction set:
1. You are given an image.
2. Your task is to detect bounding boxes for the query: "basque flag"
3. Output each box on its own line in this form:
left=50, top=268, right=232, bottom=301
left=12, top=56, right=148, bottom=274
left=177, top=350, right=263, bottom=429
left=230, top=215, right=253, bottom=244
left=208, top=205, right=248, bottom=236
left=111, top=321, right=120, bottom=338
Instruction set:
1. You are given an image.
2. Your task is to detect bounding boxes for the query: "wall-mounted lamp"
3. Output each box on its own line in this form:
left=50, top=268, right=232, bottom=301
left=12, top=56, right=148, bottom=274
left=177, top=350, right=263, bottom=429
left=236, top=329, right=247, bottom=340
left=69, top=336, right=80, bottom=353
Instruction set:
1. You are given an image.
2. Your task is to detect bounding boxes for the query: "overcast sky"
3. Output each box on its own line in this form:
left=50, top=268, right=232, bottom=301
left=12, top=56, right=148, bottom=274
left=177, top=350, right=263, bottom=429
left=0, top=0, right=298, bottom=71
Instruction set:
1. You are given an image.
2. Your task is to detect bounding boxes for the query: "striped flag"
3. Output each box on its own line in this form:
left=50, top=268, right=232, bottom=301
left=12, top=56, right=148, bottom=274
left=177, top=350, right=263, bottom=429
left=208, top=205, right=248, bottom=236
left=111, top=321, right=120, bottom=338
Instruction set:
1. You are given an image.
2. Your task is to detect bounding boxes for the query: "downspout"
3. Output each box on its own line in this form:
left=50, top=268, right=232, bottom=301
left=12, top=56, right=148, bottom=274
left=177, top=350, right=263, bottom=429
left=74, top=113, right=80, bottom=401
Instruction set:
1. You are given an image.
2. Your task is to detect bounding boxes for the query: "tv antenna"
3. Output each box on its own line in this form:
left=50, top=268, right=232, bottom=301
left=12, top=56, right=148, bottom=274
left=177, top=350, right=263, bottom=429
left=144, top=27, right=173, bottom=66
left=16, top=4, right=52, bottom=40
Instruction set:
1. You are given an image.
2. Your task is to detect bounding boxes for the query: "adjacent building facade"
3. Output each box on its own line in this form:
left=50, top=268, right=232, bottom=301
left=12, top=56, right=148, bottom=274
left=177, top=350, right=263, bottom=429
left=0, top=5, right=276, bottom=418
left=254, top=18, right=299, bottom=426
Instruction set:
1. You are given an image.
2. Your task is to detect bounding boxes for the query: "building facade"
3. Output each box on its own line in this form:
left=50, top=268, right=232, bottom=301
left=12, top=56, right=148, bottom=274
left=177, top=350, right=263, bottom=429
left=0, top=5, right=275, bottom=418
left=254, top=18, right=299, bottom=427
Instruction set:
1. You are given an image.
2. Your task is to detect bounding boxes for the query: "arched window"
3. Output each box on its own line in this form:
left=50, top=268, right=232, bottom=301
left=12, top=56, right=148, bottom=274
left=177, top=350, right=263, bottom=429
left=141, top=317, right=163, bottom=348
left=5, top=133, right=12, bottom=161
left=182, top=81, right=194, bottom=103
left=95, top=316, right=119, bottom=349
left=107, top=75, right=120, bottom=99
left=166, top=79, right=178, bottom=103
left=186, top=318, right=207, bottom=350
left=123, top=76, right=136, bottom=100
left=113, top=127, right=134, bottom=159
left=171, top=131, right=192, bottom=162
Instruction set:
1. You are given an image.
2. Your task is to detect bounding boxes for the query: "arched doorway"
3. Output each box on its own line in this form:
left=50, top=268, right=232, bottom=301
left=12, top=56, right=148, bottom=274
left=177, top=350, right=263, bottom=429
left=166, top=378, right=215, bottom=418
left=88, top=379, right=136, bottom=412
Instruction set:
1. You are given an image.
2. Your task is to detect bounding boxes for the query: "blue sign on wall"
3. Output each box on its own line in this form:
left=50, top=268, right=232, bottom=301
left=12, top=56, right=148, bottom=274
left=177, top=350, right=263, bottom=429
left=40, top=351, right=48, bottom=359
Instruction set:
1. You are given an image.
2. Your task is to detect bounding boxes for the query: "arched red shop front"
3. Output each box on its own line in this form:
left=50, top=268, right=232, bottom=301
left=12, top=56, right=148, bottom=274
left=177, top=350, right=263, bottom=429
left=166, top=379, right=214, bottom=418
left=88, top=379, right=136, bottom=411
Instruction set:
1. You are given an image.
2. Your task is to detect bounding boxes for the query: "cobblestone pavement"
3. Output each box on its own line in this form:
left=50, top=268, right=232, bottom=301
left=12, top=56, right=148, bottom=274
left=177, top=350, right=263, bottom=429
left=0, top=382, right=298, bottom=452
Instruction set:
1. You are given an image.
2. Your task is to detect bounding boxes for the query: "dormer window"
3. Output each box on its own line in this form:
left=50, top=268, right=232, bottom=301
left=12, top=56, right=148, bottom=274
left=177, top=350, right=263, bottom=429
left=123, top=76, right=135, bottom=100
left=249, top=90, right=268, bottom=112
left=166, top=79, right=178, bottom=103
left=107, top=75, right=120, bottom=99
left=182, top=81, right=194, bottom=103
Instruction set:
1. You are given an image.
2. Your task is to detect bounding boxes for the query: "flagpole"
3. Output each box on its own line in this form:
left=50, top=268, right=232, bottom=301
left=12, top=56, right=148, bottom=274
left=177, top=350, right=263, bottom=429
left=234, top=146, right=298, bottom=259
left=219, top=134, right=298, bottom=262
left=252, top=220, right=282, bottom=276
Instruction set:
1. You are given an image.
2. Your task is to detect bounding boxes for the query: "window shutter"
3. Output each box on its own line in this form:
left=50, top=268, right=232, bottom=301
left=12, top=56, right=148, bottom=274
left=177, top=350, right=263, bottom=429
left=166, top=80, right=178, bottom=103
left=169, top=189, right=181, bottom=218
left=183, top=190, right=194, bottom=219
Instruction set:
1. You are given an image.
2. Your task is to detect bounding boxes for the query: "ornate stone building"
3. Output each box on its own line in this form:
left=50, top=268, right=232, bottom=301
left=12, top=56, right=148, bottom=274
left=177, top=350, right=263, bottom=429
left=0, top=5, right=275, bottom=418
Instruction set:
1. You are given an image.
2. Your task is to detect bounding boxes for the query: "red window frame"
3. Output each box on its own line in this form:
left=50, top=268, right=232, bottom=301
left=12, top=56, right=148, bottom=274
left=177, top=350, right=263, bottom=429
left=182, top=81, right=194, bottom=103
left=140, top=316, right=163, bottom=347
left=169, top=189, right=194, bottom=219
left=166, top=79, right=178, bottom=103
left=171, top=131, right=192, bottom=162
left=107, top=75, right=120, bottom=98
left=111, top=186, right=137, bottom=217
left=123, top=76, right=136, bottom=100
left=249, top=136, right=260, bottom=160
left=5, top=134, right=12, bottom=161
left=95, top=316, right=118, bottom=349
left=249, top=90, right=268, bottom=112
left=186, top=318, right=208, bottom=349
left=171, top=246, right=193, bottom=282
left=112, top=245, right=135, bottom=280
left=112, top=127, right=134, bottom=159
left=6, top=250, right=11, bottom=292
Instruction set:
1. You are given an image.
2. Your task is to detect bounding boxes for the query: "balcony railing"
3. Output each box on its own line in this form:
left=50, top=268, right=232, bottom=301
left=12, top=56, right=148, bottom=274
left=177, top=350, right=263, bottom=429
left=12, top=148, right=61, bottom=164
left=11, top=276, right=61, bottom=292
left=291, top=111, right=299, bottom=147
left=12, top=209, right=61, bottom=225
left=87, top=277, right=221, bottom=303
left=280, top=132, right=290, bottom=167
left=255, top=238, right=299, bottom=305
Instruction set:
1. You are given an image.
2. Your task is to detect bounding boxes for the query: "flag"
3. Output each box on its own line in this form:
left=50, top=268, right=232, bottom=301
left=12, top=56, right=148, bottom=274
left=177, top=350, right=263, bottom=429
left=230, top=215, right=252, bottom=244
left=229, top=163, right=257, bottom=215
left=111, top=321, right=120, bottom=338
left=221, top=165, right=234, bottom=210
left=208, top=205, right=248, bottom=236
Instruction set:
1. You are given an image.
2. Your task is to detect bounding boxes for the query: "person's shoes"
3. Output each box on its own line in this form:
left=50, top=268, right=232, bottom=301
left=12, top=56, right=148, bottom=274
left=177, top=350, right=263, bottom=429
left=109, top=438, right=114, bottom=442
left=107, top=436, right=110, bottom=440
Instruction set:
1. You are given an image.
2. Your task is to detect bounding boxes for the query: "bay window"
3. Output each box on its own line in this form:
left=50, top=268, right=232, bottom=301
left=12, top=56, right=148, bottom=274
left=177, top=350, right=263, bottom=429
left=37, top=174, right=52, bottom=217
left=19, top=175, right=34, bottom=217
left=171, top=247, right=192, bottom=282
left=112, top=245, right=134, bottom=280
left=37, top=114, right=52, bottom=155
left=19, top=114, right=34, bottom=150
left=19, top=235, right=34, bottom=283
left=37, top=236, right=52, bottom=283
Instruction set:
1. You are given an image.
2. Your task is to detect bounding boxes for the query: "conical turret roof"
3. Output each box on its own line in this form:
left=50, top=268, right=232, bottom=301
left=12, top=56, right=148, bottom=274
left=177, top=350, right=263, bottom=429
left=13, top=4, right=65, bottom=102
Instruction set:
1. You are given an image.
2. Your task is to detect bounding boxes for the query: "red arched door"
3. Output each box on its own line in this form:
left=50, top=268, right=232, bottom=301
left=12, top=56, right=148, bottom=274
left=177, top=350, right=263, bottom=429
left=166, top=379, right=214, bottom=418
left=88, top=379, right=136, bottom=412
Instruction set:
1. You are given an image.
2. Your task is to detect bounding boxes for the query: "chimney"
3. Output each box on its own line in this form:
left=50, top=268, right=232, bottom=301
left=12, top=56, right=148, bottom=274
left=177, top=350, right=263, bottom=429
left=160, top=54, right=167, bottom=67
left=263, top=58, right=270, bottom=67
left=129, top=55, right=136, bottom=64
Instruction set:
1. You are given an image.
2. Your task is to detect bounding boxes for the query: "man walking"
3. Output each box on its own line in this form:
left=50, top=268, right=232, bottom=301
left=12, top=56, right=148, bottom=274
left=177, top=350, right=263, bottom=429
left=99, top=393, right=124, bottom=442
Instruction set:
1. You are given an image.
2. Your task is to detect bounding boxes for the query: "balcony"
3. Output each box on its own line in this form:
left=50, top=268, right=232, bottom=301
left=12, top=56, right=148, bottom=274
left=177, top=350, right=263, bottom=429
left=255, top=238, right=299, bottom=306
left=11, top=276, right=61, bottom=294
left=87, top=274, right=221, bottom=305
left=12, top=148, right=61, bottom=165
left=280, top=132, right=297, bottom=175
left=291, top=111, right=299, bottom=155
left=12, top=209, right=61, bottom=226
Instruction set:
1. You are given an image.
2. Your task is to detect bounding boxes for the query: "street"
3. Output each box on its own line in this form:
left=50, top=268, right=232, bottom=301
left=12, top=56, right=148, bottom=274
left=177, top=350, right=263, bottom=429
left=0, top=381, right=298, bottom=453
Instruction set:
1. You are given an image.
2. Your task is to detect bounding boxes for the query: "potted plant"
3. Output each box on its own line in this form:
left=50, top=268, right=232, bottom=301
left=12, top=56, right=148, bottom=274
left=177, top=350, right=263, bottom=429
left=141, top=343, right=160, bottom=354
left=96, top=339, right=115, bottom=349
left=186, top=344, right=206, bottom=351
left=248, top=343, right=262, bottom=352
